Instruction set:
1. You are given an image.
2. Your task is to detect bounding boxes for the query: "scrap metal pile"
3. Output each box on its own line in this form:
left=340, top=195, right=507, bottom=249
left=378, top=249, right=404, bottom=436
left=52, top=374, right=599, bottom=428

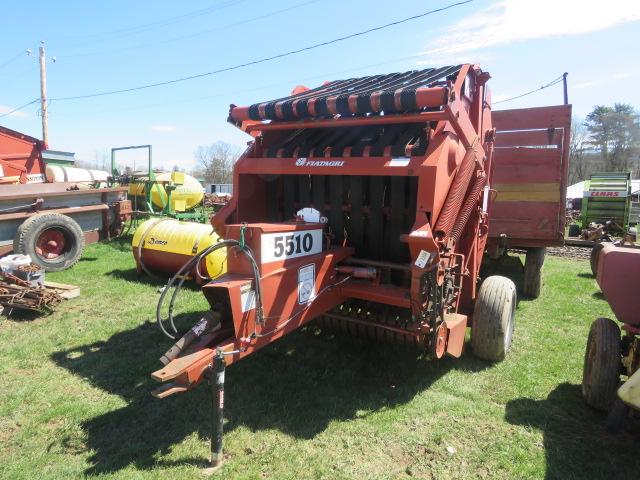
left=0, top=267, right=62, bottom=313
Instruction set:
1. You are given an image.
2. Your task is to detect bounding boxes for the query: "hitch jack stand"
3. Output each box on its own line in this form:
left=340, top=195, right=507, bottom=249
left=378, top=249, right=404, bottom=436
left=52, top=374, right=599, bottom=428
left=204, top=348, right=226, bottom=475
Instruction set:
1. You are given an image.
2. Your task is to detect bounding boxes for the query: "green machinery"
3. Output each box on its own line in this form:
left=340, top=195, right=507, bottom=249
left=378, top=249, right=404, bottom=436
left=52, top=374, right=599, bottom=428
left=111, top=145, right=208, bottom=223
left=580, top=172, right=631, bottom=231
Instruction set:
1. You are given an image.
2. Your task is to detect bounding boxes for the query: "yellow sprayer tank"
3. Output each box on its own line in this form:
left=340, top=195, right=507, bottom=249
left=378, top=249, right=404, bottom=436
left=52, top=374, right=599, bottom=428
left=132, top=218, right=226, bottom=281
left=128, top=172, right=204, bottom=212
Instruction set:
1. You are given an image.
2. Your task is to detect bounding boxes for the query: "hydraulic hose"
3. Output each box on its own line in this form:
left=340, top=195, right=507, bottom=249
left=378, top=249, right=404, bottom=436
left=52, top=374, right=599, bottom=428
left=156, top=239, right=264, bottom=340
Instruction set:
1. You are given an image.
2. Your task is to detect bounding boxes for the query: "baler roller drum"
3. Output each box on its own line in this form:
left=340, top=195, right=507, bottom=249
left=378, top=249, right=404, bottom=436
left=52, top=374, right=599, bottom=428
left=230, top=65, right=461, bottom=122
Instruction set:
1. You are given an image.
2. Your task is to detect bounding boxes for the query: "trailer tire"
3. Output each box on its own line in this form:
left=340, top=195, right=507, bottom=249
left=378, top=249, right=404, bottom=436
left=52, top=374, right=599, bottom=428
left=523, top=247, right=545, bottom=299
left=13, top=213, right=85, bottom=272
left=590, top=242, right=606, bottom=277
left=582, top=317, right=621, bottom=411
left=471, top=275, right=517, bottom=362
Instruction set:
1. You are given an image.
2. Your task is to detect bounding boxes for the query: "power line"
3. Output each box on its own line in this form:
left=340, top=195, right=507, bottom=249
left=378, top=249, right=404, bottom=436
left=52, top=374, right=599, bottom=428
left=493, top=74, right=565, bottom=104
left=50, top=51, right=446, bottom=117
left=53, top=0, right=248, bottom=48
left=0, top=99, right=39, bottom=118
left=0, top=51, right=26, bottom=70
left=57, top=0, right=322, bottom=59
left=50, top=0, right=474, bottom=102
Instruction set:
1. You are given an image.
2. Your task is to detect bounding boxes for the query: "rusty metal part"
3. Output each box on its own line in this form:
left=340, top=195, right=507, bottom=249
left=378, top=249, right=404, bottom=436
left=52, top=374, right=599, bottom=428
left=0, top=279, right=62, bottom=312
left=16, top=263, right=42, bottom=273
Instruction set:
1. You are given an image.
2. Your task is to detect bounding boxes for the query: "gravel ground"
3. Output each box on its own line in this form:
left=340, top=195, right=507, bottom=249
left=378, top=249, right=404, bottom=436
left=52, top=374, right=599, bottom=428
left=546, top=245, right=592, bottom=260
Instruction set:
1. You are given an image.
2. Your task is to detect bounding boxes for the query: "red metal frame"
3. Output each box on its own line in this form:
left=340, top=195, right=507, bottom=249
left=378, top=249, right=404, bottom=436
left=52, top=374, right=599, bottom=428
left=153, top=64, right=496, bottom=396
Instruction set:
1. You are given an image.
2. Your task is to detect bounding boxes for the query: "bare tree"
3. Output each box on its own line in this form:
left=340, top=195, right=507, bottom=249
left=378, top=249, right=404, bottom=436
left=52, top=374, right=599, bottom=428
left=568, top=117, right=589, bottom=184
left=194, top=141, right=241, bottom=184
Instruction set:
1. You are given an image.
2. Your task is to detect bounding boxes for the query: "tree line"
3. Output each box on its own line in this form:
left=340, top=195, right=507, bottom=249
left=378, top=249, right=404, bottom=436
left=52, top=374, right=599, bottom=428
left=569, top=103, right=640, bottom=185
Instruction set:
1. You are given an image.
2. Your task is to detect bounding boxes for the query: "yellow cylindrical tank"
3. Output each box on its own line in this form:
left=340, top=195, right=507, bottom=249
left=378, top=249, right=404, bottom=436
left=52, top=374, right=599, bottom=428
left=131, top=218, right=226, bottom=280
left=128, top=172, right=204, bottom=212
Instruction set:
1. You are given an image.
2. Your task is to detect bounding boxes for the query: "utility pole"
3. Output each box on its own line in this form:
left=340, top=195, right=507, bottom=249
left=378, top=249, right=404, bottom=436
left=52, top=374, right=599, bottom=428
left=38, top=41, right=49, bottom=148
left=562, top=72, right=569, bottom=105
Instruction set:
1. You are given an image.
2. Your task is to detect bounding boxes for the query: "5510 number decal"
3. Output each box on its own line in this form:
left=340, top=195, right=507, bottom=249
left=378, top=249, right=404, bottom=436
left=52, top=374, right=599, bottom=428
left=261, top=230, right=322, bottom=263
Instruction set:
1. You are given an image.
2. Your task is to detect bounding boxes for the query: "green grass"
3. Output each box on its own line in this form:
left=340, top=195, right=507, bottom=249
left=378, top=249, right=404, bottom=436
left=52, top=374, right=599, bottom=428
left=0, top=239, right=638, bottom=479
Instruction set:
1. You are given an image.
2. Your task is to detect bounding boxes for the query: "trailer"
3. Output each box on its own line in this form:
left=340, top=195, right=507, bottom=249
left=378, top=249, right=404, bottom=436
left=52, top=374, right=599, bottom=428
left=488, top=105, right=572, bottom=298
left=0, top=125, right=130, bottom=271
left=146, top=64, right=547, bottom=469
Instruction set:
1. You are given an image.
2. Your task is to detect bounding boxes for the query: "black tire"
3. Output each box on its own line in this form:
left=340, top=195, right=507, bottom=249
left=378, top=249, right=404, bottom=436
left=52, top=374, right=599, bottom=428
left=568, top=223, right=581, bottom=237
left=471, top=275, right=517, bottom=362
left=590, top=242, right=606, bottom=277
left=13, top=213, right=85, bottom=272
left=523, top=247, right=545, bottom=299
left=582, top=317, right=621, bottom=411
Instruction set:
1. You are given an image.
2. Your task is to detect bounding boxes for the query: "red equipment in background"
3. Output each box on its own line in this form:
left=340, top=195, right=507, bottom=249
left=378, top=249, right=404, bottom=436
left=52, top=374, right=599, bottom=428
left=152, top=64, right=523, bottom=469
left=0, top=126, right=45, bottom=184
left=582, top=243, right=640, bottom=420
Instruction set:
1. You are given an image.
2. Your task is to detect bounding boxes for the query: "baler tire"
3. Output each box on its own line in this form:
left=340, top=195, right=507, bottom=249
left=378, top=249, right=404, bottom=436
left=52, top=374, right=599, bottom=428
left=471, top=275, right=517, bottom=362
left=590, top=242, right=606, bottom=277
left=523, top=247, right=545, bottom=299
left=13, top=213, right=85, bottom=272
left=582, top=317, right=621, bottom=411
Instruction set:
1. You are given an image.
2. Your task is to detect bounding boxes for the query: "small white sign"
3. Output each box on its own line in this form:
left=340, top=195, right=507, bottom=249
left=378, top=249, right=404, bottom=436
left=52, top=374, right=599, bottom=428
left=414, top=249, right=432, bottom=269
left=240, top=284, right=256, bottom=313
left=388, top=157, right=411, bottom=167
left=298, top=264, right=316, bottom=304
left=261, top=229, right=323, bottom=263
left=26, top=173, right=45, bottom=183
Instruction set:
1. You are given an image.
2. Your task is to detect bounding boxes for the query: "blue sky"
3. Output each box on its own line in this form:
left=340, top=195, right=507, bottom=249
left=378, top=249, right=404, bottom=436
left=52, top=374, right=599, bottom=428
left=1, top=0, right=639, bottom=170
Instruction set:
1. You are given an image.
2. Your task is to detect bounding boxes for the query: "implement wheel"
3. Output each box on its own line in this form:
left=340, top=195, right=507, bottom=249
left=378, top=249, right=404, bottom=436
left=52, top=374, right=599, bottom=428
left=582, top=317, right=621, bottom=411
left=523, top=247, right=545, bottom=299
left=14, top=213, right=85, bottom=272
left=471, top=276, right=517, bottom=362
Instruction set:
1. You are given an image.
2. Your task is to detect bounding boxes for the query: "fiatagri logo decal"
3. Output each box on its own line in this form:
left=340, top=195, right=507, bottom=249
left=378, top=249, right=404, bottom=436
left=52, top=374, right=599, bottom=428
left=295, top=157, right=345, bottom=167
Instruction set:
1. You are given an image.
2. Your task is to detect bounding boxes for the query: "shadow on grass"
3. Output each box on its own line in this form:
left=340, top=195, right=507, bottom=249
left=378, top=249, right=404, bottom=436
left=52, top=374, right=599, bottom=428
left=52, top=321, right=489, bottom=475
left=103, top=235, right=135, bottom=253
left=505, top=383, right=639, bottom=479
left=1, top=308, right=55, bottom=322
left=106, top=267, right=168, bottom=286
left=592, top=291, right=605, bottom=300
left=105, top=268, right=204, bottom=296
left=577, top=272, right=594, bottom=279
left=480, top=254, right=532, bottom=301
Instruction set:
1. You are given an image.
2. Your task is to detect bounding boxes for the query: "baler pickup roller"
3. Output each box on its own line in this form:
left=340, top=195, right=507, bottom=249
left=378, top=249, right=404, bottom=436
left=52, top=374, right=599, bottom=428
left=229, top=65, right=461, bottom=122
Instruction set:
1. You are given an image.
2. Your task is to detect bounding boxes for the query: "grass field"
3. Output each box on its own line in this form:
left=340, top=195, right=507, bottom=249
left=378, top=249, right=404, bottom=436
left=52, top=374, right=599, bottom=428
left=0, top=238, right=638, bottom=479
